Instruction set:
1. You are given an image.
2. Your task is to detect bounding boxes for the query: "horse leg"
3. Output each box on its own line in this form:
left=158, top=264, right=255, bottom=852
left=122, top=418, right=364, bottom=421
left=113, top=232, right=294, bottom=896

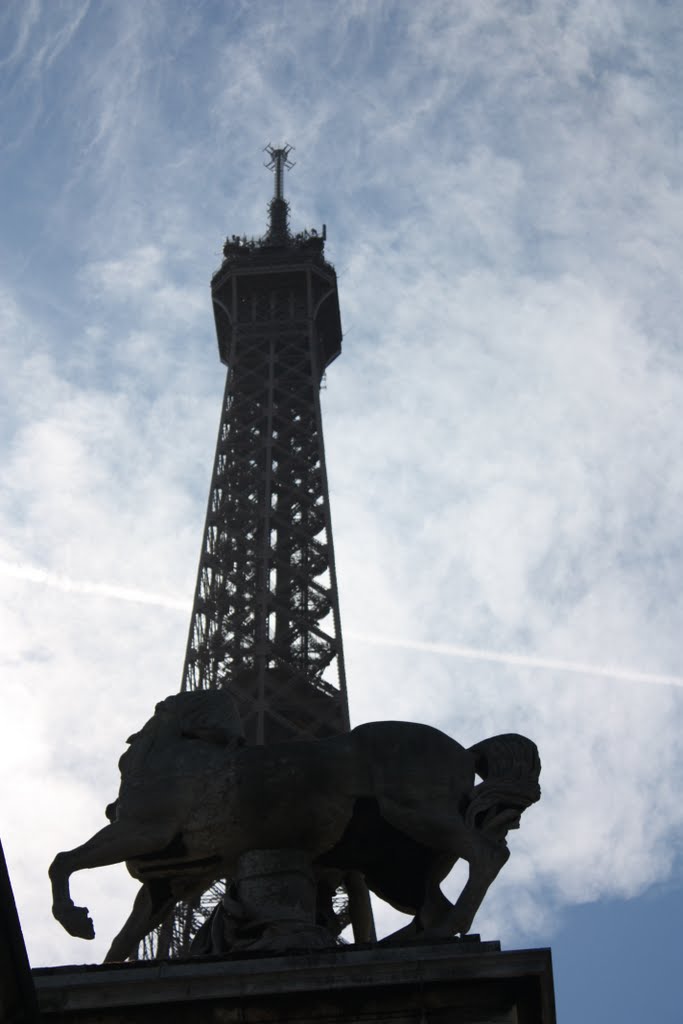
left=381, top=854, right=456, bottom=944
left=417, top=853, right=461, bottom=930
left=346, top=871, right=377, bottom=943
left=379, top=799, right=511, bottom=940
left=447, top=840, right=510, bottom=935
left=379, top=814, right=510, bottom=942
left=104, top=880, right=176, bottom=963
left=49, top=818, right=177, bottom=940
left=421, top=838, right=510, bottom=938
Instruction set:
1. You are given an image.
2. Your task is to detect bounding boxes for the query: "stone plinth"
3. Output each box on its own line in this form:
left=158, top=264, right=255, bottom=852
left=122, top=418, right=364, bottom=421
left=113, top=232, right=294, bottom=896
left=33, top=938, right=556, bottom=1024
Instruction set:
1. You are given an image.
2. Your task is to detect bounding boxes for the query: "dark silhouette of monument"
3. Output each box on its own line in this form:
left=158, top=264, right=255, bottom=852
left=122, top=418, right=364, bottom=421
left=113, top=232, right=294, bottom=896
left=48, top=695, right=542, bottom=960
left=144, top=147, right=358, bottom=956
left=37, top=151, right=556, bottom=1024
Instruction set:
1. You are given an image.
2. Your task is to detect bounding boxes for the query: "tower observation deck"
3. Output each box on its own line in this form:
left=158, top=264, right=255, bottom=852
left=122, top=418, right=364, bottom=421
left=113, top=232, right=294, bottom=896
left=181, top=146, right=349, bottom=743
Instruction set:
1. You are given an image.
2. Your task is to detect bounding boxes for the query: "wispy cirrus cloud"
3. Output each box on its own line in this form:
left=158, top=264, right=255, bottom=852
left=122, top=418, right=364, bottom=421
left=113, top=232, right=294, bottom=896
left=2, top=9, right=683, bottom=1011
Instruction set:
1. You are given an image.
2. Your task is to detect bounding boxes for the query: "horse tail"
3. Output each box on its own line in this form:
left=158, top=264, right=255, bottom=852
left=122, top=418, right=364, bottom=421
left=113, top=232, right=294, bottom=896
left=465, top=734, right=541, bottom=832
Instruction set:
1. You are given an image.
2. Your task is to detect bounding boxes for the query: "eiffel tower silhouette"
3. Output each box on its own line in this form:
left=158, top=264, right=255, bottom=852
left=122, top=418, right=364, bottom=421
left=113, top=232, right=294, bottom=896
left=137, top=148, right=372, bottom=957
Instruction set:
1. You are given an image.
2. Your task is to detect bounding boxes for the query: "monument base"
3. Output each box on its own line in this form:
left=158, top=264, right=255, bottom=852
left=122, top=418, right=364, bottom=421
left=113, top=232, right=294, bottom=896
left=33, top=937, right=556, bottom=1024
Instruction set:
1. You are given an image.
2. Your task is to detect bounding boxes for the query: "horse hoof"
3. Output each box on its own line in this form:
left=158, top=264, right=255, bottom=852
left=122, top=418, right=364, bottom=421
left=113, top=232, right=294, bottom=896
left=57, top=905, right=95, bottom=940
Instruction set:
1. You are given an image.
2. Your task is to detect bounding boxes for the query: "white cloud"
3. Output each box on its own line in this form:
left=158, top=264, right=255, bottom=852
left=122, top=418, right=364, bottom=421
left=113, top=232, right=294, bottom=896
left=2, top=1, right=682, bottom=990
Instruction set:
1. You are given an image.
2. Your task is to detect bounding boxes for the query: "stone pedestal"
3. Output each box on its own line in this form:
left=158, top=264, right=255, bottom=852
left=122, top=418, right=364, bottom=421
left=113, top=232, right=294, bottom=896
left=192, top=848, right=337, bottom=954
left=33, top=938, right=556, bottom=1024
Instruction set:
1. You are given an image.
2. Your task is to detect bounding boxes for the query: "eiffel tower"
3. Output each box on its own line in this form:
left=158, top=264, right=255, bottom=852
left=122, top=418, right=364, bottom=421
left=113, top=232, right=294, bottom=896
left=138, top=148, right=370, bottom=957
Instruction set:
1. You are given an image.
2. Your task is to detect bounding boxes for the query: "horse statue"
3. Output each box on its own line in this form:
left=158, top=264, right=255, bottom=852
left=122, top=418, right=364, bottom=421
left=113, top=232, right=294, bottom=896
left=49, top=691, right=541, bottom=960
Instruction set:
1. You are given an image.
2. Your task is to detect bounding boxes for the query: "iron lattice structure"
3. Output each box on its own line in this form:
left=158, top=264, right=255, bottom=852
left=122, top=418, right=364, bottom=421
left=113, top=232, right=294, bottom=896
left=137, top=149, right=353, bottom=958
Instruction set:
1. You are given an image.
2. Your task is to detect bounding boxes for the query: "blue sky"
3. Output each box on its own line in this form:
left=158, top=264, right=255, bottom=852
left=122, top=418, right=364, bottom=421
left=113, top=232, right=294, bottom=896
left=1, top=1, right=682, bottom=1020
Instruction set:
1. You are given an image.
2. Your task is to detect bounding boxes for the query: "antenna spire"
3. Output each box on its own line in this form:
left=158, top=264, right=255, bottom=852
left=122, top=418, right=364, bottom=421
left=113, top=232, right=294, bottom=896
left=264, top=144, right=295, bottom=241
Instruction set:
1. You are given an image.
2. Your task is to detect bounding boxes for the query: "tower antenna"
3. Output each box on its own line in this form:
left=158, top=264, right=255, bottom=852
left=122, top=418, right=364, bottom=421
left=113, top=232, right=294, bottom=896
left=264, top=143, right=295, bottom=197
left=263, top=144, right=295, bottom=240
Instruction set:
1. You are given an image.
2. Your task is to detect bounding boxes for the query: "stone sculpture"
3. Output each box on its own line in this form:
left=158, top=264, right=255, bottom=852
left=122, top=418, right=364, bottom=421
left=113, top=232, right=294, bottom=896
left=49, top=691, right=540, bottom=960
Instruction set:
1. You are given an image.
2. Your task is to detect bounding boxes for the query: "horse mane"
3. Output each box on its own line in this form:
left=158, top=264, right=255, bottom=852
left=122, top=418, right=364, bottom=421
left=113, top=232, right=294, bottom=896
left=465, top=734, right=541, bottom=831
left=156, top=690, right=245, bottom=746
left=118, top=689, right=245, bottom=785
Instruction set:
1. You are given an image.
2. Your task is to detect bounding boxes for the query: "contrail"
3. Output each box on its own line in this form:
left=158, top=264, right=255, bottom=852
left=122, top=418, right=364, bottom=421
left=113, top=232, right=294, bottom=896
left=347, top=630, right=683, bottom=689
left=3, top=559, right=682, bottom=689
left=0, top=559, right=190, bottom=612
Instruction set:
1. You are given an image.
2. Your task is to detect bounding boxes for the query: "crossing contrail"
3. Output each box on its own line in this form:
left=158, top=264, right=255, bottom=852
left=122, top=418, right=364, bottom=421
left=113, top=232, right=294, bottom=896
left=3, top=558, right=682, bottom=688
left=346, top=631, right=683, bottom=689
left=0, top=559, right=190, bottom=611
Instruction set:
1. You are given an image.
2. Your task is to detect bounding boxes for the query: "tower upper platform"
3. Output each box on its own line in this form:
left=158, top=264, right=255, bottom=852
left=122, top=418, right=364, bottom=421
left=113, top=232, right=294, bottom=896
left=210, top=147, right=342, bottom=373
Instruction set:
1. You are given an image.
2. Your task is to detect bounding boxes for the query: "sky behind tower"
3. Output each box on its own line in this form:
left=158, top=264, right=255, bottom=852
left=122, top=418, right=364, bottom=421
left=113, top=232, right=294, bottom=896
left=1, top=2, right=682, bottom=1021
